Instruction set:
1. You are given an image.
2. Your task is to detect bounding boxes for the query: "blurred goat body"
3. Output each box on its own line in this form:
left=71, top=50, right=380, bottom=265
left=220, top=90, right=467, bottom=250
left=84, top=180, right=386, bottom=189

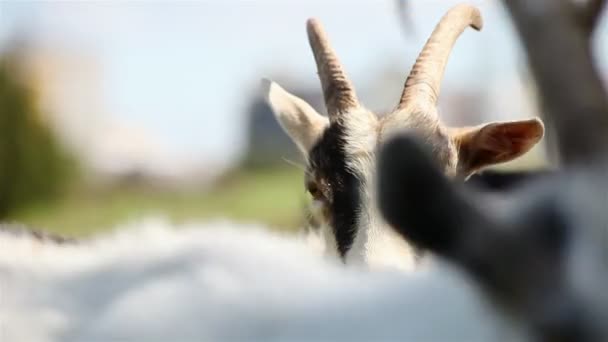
left=0, top=217, right=530, bottom=341
left=265, top=4, right=544, bottom=270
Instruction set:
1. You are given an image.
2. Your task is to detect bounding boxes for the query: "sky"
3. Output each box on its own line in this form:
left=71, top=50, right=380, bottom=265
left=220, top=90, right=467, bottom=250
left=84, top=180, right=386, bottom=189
left=0, top=0, right=607, bottom=178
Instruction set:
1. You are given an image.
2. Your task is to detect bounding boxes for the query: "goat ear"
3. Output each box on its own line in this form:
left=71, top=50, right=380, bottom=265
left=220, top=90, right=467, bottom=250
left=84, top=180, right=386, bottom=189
left=262, top=79, right=328, bottom=154
left=378, top=133, right=486, bottom=256
left=452, top=118, right=544, bottom=176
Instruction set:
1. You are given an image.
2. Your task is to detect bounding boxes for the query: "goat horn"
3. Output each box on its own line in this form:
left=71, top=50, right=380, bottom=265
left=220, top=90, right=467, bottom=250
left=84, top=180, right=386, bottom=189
left=397, top=4, right=483, bottom=111
left=307, top=18, right=359, bottom=121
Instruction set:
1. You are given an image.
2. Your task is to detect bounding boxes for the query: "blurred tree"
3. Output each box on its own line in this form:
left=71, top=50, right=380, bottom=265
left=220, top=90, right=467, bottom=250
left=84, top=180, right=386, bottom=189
left=0, top=51, right=78, bottom=218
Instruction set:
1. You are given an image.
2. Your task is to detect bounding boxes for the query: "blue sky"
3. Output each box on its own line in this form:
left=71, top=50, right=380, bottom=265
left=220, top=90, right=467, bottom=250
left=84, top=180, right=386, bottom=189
left=1, top=0, right=606, bottom=174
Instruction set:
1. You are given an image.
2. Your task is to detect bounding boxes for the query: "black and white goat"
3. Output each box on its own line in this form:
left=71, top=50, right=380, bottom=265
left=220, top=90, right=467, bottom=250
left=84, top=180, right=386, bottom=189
left=265, top=4, right=544, bottom=270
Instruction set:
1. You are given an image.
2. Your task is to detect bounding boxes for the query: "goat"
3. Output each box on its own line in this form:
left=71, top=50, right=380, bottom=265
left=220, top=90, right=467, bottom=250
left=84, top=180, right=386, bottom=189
left=264, top=4, right=545, bottom=271
left=0, top=217, right=534, bottom=341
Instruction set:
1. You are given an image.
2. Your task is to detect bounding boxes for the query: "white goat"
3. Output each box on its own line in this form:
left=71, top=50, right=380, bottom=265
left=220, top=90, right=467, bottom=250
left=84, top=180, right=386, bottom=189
left=265, top=4, right=544, bottom=271
left=0, top=217, right=528, bottom=342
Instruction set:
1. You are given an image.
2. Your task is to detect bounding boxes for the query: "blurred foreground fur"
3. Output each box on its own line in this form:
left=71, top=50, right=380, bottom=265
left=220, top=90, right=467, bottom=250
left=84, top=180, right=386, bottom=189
left=0, top=217, right=527, bottom=341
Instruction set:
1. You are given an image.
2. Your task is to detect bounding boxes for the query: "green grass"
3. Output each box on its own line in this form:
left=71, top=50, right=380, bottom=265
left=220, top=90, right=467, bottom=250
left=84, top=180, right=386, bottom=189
left=9, top=167, right=308, bottom=237
left=5, top=147, right=549, bottom=238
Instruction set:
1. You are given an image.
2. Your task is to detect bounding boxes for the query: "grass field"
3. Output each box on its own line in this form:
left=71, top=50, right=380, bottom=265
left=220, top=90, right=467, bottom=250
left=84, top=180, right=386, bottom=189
left=8, top=166, right=308, bottom=237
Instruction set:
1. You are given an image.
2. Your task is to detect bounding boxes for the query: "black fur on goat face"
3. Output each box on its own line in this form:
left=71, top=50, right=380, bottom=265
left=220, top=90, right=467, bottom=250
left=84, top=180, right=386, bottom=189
left=377, top=133, right=608, bottom=342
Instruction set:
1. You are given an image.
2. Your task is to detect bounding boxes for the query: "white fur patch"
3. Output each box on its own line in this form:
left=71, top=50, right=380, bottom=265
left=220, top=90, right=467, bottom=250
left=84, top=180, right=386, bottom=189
left=340, top=107, right=419, bottom=271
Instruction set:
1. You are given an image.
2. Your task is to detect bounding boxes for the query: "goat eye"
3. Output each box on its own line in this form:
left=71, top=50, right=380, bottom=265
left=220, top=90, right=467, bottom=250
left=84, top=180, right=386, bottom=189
left=307, top=182, right=323, bottom=200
